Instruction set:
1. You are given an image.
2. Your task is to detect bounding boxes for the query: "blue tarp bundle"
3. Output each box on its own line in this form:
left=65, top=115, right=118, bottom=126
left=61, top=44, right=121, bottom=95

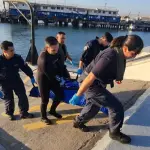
left=29, top=80, right=108, bottom=115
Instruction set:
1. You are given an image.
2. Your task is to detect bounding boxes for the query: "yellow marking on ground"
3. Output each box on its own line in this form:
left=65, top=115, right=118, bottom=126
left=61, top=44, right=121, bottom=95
left=1, top=112, right=8, bottom=117
left=56, top=113, right=79, bottom=124
left=1, top=111, right=19, bottom=117
left=28, top=105, right=40, bottom=112
left=23, top=113, right=79, bottom=131
left=1, top=103, right=66, bottom=117
left=28, top=103, right=65, bottom=112
left=59, top=102, right=66, bottom=106
left=23, top=121, right=49, bottom=131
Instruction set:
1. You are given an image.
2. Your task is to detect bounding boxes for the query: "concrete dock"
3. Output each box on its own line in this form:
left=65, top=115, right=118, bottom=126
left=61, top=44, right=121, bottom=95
left=0, top=47, right=150, bottom=150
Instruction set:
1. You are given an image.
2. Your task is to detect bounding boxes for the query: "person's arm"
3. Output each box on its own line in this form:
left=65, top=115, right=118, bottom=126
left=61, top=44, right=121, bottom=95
left=66, top=52, right=72, bottom=61
left=77, top=44, right=91, bottom=74
left=77, top=55, right=114, bottom=96
left=0, top=59, right=5, bottom=81
left=79, top=44, right=91, bottom=68
left=63, top=44, right=72, bottom=61
left=76, top=72, right=96, bottom=96
left=19, top=56, right=34, bottom=79
left=79, top=60, right=84, bottom=69
left=77, top=45, right=92, bottom=75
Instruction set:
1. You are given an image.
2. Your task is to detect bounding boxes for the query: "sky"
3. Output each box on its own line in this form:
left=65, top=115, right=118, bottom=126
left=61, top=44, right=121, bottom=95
left=0, top=0, right=150, bottom=16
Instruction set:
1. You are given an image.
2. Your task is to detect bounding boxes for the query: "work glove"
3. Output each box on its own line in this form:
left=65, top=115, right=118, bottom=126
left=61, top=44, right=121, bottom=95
left=60, top=77, right=65, bottom=86
left=55, top=75, right=61, bottom=82
left=77, top=68, right=83, bottom=75
left=100, top=106, right=108, bottom=115
left=0, top=91, right=4, bottom=98
left=31, top=77, right=36, bottom=85
left=69, top=94, right=83, bottom=105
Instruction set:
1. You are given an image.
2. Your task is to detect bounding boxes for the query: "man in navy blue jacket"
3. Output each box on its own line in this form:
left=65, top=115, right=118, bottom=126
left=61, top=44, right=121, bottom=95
left=0, top=41, right=36, bottom=120
left=77, top=32, right=113, bottom=74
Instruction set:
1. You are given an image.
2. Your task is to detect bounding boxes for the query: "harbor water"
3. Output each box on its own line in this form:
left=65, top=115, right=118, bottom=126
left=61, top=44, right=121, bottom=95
left=0, top=23, right=150, bottom=66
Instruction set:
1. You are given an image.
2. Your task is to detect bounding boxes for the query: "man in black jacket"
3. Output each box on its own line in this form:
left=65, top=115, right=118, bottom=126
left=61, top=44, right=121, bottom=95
left=77, top=32, right=113, bottom=74
left=56, top=31, right=72, bottom=79
left=0, top=41, right=36, bottom=120
left=37, top=36, right=64, bottom=125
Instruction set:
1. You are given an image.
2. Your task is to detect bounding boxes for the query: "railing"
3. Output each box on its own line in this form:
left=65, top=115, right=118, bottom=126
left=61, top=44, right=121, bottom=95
left=3, top=0, right=38, bottom=65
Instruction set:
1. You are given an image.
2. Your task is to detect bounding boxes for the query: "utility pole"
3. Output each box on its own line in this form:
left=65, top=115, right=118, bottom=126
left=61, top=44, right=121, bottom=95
left=3, top=0, right=38, bottom=65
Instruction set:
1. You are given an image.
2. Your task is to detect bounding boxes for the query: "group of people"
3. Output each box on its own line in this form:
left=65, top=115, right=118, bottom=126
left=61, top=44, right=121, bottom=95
left=0, top=32, right=71, bottom=121
left=0, top=31, right=144, bottom=145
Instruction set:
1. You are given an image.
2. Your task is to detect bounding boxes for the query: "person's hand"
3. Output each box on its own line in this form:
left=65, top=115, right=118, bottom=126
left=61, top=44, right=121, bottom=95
left=69, top=94, right=83, bottom=105
left=55, top=75, right=61, bottom=82
left=115, top=81, right=122, bottom=84
left=77, top=68, right=83, bottom=75
left=0, top=91, right=4, bottom=98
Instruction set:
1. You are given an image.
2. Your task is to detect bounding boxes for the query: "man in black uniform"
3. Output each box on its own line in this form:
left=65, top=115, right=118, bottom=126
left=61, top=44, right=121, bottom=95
left=70, top=35, right=144, bottom=144
left=56, top=31, right=72, bottom=79
left=0, top=41, right=35, bottom=120
left=77, top=32, right=113, bottom=74
left=37, top=36, right=64, bottom=125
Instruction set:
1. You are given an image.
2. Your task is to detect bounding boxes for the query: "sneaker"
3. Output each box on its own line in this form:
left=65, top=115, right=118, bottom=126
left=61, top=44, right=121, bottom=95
left=49, top=111, right=62, bottom=119
left=73, top=119, right=90, bottom=132
left=41, top=118, right=52, bottom=125
left=8, top=115, right=16, bottom=121
left=109, top=131, right=131, bottom=144
left=20, top=112, right=34, bottom=119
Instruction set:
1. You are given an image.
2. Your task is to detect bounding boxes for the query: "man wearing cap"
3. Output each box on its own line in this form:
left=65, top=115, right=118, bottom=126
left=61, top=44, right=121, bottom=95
left=77, top=32, right=113, bottom=75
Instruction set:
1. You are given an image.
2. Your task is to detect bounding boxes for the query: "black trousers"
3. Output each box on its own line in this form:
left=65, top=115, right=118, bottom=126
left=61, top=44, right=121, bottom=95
left=76, top=86, right=124, bottom=133
left=63, top=65, right=70, bottom=79
left=1, top=79, right=29, bottom=115
left=37, top=76, right=63, bottom=119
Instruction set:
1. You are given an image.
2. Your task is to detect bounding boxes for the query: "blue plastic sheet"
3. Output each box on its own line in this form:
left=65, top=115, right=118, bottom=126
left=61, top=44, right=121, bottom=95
left=29, top=80, right=108, bottom=115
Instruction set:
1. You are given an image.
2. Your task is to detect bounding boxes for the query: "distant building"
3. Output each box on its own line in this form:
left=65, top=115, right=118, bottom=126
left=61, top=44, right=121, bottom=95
left=7, top=2, right=120, bottom=23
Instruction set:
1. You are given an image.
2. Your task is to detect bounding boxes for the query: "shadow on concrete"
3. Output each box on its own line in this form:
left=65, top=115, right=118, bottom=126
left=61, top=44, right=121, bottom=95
left=126, top=95, right=150, bottom=127
left=30, top=107, right=107, bottom=120
left=130, top=135, right=150, bottom=147
left=88, top=124, right=108, bottom=133
left=113, top=88, right=146, bottom=111
left=57, top=108, right=82, bottom=114
left=24, top=88, right=146, bottom=122
left=0, top=129, right=31, bottom=150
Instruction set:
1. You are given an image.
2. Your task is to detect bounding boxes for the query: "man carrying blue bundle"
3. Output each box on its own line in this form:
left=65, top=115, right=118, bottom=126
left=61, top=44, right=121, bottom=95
left=37, top=36, right=65, bottom=125
left=70, top=35, right=144, bottom=144
left=0, top=41, right=36, bottom=120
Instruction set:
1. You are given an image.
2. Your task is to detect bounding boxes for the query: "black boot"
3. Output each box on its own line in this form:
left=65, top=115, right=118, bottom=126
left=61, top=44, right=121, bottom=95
left=73, top=119, right=90, bottom=132
left=41, top=118, right=52, bottom=125
left=20, top=112, right=34, bottom=119
left=49, top=110, right=62, bottom=119
left=109, top=130, right=131, bottom=144
left=49, top=100, right=62, bottom=119
left=8, top=114, right=16, bottom=121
